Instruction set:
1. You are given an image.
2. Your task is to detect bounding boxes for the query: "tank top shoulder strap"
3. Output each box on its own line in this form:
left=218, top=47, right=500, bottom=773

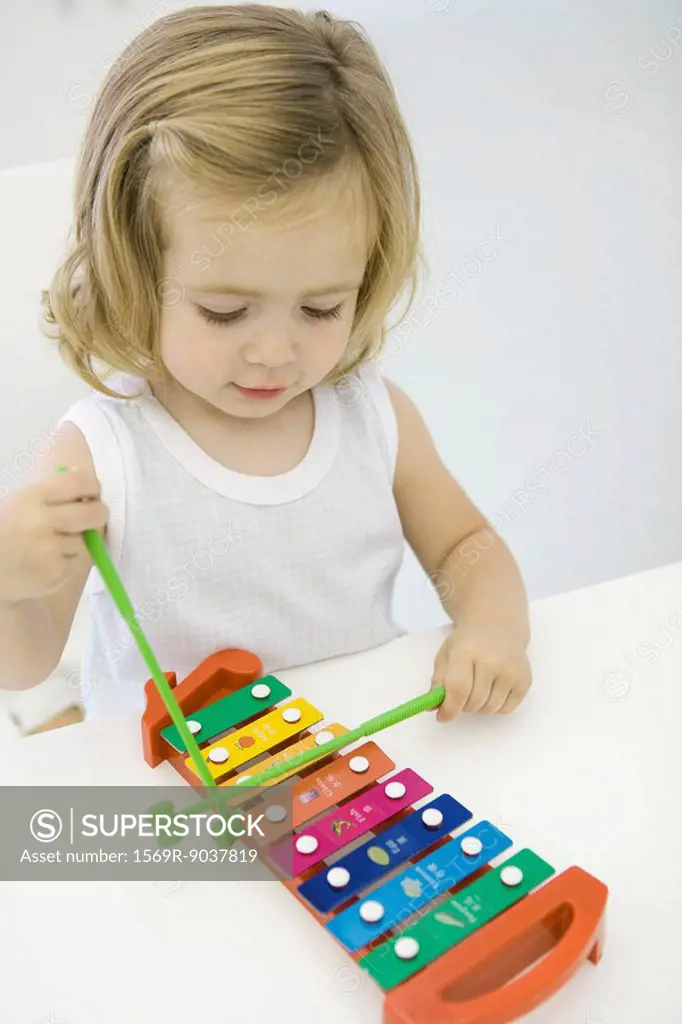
left=350, top=363, right=398, bottom=479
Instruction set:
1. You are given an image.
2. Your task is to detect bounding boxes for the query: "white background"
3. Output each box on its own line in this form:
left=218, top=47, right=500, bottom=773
left=0, top=0, right=680, bottom=636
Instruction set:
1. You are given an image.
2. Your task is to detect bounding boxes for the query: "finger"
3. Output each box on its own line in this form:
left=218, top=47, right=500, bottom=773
left=498, top=690, right=523, bottom=715
left=463, top=663, right=495, bottom=713
left=479, top=676, right=510, bottom=714
left=40, top=468, right=101, bottom=505
left=55, top=534, right=91, bottom=559
left=49, top=501, right=108, bottom=535
left=436, top=654, right=474, bottom=723
left=498, top=674, right=532, bottom=715
left=430, top=643, right=450, bottom=703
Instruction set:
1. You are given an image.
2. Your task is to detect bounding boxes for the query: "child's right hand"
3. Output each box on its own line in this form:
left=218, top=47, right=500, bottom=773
left=0, top=468, right=108, bottom=604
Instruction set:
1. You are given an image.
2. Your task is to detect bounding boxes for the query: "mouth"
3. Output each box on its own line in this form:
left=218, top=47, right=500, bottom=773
left=232, top=384, right=289, bottom=400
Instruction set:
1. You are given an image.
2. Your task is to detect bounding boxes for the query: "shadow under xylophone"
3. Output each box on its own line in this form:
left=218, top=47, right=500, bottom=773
left=141, top=648, right=608, bottom=1024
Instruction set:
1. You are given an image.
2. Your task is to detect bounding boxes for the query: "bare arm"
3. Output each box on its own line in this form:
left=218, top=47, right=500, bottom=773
left=0, top=422, right=105, bottom=690
left=387, top=378, right=531, bottom=720
left=387, top=380, right=529, bottom=637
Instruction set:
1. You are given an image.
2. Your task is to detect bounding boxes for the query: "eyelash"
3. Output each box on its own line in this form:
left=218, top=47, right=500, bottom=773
left=196, top=303, right=344, bottom=326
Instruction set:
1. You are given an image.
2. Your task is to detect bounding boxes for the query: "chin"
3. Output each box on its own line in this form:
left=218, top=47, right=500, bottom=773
left=227, top=400, right=280, bottom=418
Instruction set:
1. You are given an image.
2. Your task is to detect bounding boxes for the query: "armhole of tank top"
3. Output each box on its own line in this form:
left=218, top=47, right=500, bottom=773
left=355, top=363, right=399, bottom=481
left=57, top=400, right=128, bottom=596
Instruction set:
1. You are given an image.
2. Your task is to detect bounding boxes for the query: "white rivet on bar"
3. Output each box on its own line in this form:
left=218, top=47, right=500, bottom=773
left=187, top=720, right=201, bottom=735
left=384, top=781, right=407, bottom=800
left=421, top=807, right=444, bottom=829
left=349, top=756, right=370, bottom=774
left=359, top=900, right=385, bottom=924
left=251, top=683, right=271, bottom=699
left=461, top=836, right=483, bottom=857
left=500, top=865, right=524, bottom=887
left=295, top=834, right=319, bottom=855
left=282, top=707, right=302, bottom=724
left=327, top=866, right=351, bottom=889
left=207, top=747, right=229, bottom=764
left=394, top=937, right=420, bottom=960
left=315, top=730, right=335, bottom=746
left=265, top=804, right=287, bottom=823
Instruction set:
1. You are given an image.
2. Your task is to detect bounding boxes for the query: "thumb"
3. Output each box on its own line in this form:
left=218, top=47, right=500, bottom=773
left=429, top=642, right=450, bottom=712
left=433, top=648, right=473, bottom=723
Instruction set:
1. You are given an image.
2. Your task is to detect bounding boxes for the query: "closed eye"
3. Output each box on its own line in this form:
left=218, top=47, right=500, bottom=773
left=301, top=303, right=344, bottom=321
left=195, top=303, right=344, bottom=326
left=195, top=306, right=246, bottom=326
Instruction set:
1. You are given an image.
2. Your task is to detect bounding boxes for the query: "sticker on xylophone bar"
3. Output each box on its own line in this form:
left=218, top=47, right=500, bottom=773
left=269, top=768, right=433, bottom=877
left=248, top=741, right=396, bottom=849
left=183, top=698, right=323, bottom=782
left=299, top=793, right=472, bottom=916
left=161, top=675, right=292, bottom=753
left=359, top=848, right=555, bottom=991
left=326, top=819, right=512, bottom=951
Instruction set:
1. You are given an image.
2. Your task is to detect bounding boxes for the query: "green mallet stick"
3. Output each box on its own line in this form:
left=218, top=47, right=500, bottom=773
left=240, top=685, right=446, bottom=788
left=54, top=467, right=216, bottom=789
left=150, top=681, right=444, bottom=821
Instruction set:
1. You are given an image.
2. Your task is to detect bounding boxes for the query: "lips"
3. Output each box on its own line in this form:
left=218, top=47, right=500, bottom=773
left=233, top=384, right=288, bottom=399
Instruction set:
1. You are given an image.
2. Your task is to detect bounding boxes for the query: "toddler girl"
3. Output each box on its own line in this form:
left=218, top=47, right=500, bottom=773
left=0, top=5, right=531, bottom=723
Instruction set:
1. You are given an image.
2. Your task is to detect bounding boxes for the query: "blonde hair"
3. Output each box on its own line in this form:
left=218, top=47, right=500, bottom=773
left=42, top=4, right=424, bottom=396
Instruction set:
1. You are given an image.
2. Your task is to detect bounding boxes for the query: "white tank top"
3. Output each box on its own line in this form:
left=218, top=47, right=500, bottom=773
left=60, top=364, right=406, bottom=720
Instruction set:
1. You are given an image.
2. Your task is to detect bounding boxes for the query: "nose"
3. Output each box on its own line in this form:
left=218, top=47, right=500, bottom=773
left=242, top=329, right=296, bottom=370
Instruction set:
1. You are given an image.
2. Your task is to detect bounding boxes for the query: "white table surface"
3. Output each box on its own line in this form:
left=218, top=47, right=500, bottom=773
left=0, top=561, right=680, bottom=1024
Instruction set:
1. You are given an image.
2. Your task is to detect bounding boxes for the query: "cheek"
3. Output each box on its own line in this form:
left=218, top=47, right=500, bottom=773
left=158, top=308, right=229, bottom=382
left=309, top=318, right=354, bottom=361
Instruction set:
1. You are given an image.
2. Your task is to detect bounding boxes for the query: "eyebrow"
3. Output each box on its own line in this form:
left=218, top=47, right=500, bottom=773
left=191, top=281, right=363, bottom=298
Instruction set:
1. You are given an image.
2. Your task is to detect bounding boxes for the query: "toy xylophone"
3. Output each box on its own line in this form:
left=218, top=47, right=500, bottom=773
left=141, top=648, right=608, bottom=1024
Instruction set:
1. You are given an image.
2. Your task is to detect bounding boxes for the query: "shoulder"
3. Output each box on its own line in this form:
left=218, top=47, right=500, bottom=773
left=380, top=376, right=489, bottom=575
left=382, top=377, right=421, bottom=428
left=49, top=387, right=144, bottom=580
left=26, top=418, right=97, bottom=488
left=57, top=378, right=148, bottom=471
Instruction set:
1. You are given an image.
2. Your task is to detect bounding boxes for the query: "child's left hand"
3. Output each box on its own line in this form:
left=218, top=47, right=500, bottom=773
left=430, top=619, right=532, bottom=722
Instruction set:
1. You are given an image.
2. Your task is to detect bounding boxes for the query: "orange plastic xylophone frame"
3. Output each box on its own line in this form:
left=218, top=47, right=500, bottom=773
left=141, top=649, right=608, bottom=1024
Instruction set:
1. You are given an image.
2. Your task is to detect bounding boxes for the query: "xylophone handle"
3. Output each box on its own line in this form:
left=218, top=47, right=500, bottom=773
left=141, top=648, right=263, bottom=767
left=383, top=866, right=608, bottom=1024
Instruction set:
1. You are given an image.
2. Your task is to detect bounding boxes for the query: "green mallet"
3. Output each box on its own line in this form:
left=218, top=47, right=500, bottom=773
left=54, top=466, right=216, bottom=789
left=236, top=685, right=446, bottom=788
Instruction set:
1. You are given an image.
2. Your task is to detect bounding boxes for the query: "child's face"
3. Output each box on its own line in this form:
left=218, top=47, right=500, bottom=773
left=156, top=175, right=369, bottom=418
